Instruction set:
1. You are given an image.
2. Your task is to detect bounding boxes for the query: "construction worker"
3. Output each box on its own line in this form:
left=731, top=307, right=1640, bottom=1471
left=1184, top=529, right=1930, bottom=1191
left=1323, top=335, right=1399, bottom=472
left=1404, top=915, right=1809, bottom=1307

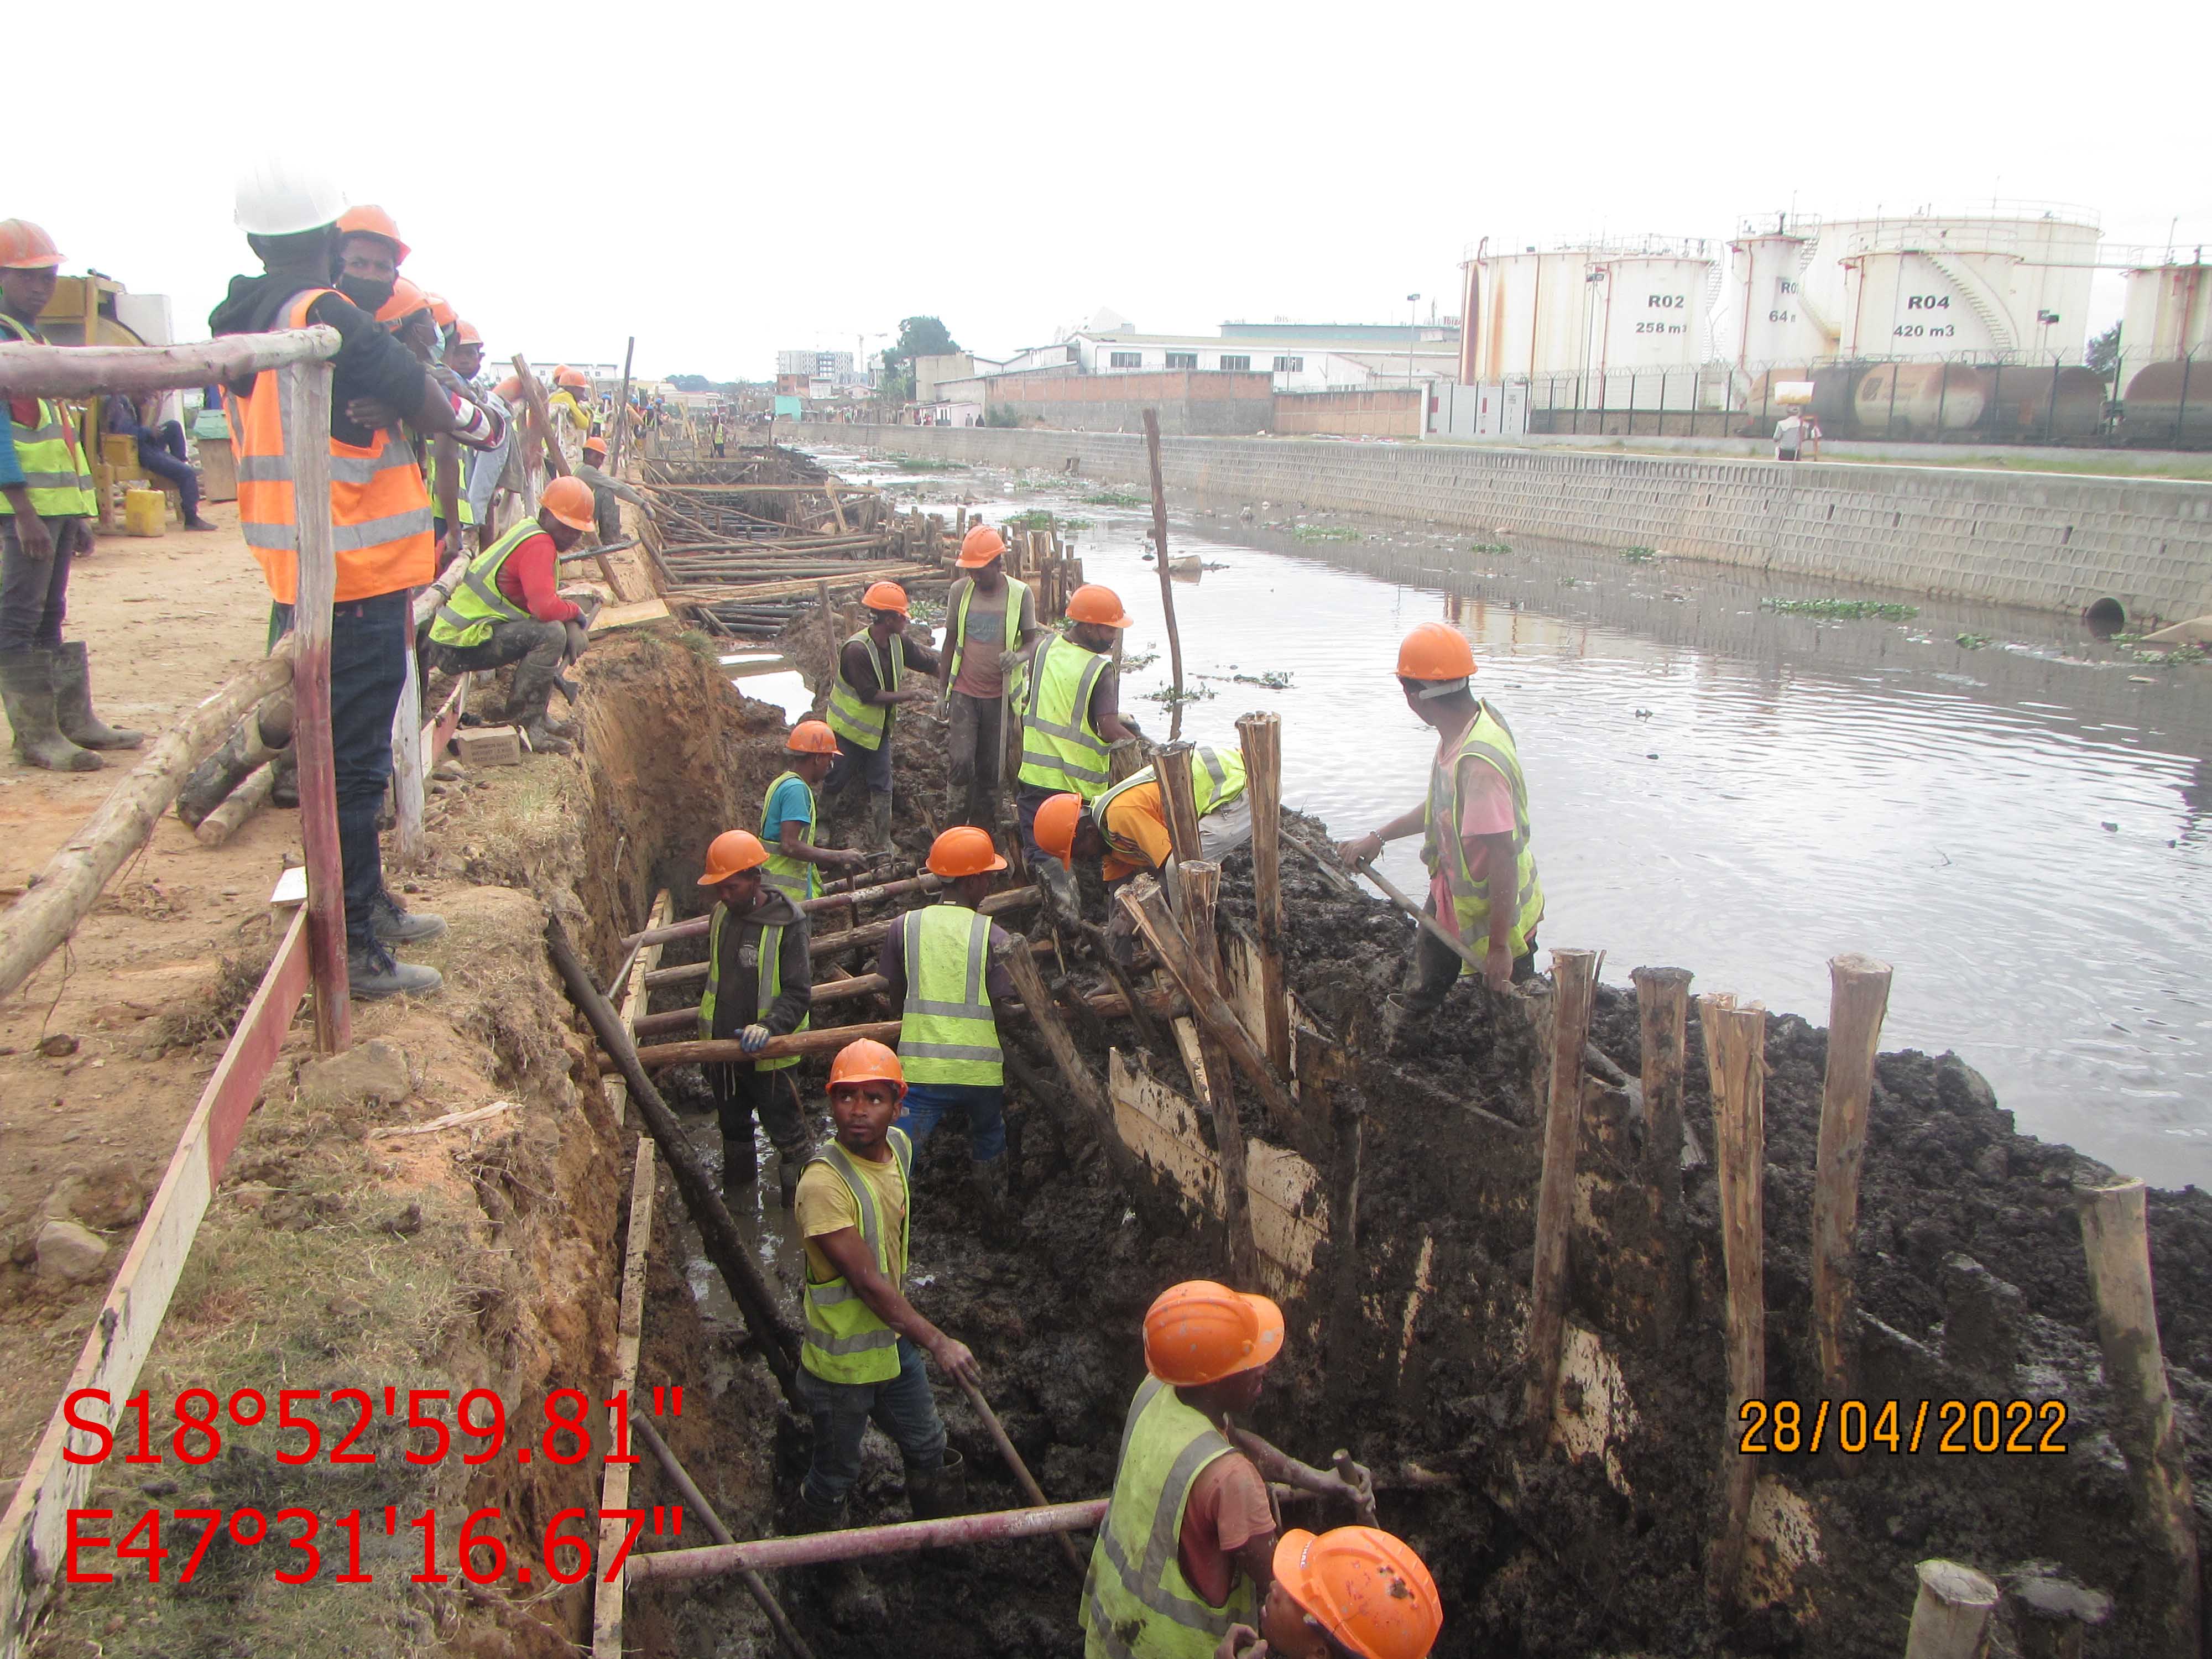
left=547, top=367, right=592, bottom=471
left=0, top=219, right=139, bottom=774
left=1016, top=582, right=1143, bottom=907
left=212, top=168, right=498, bottom=997
left=444, top=322, right=509, bottom=547
left=1033, top=743, right=1250, bottom=907
left=762, top=719, right=870, bottom=904
left=1337, top=623, right=1542, bottom=1011
left=1084, top=1282, right=1375, bottom=1658
left=1214, top=1528, right=1443, bottom=1659
left=884, top=827, right=1018, bottom=1213
left=695, top=830, right=814, bottom=1203
left=822, top=580, right=940, bottom=853
left=710, top=411, right=727, bottom=458
left=424, top=476, right=598, bottom=754
left=940, top=524, right=1040, bottom=828
left=794, top=1039, right=978, bottom=1530
left=575, top=435, right=651, bottom=546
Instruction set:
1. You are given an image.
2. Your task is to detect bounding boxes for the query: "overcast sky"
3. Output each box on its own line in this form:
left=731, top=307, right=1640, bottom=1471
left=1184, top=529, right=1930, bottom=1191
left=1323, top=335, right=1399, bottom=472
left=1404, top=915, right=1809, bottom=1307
left=14, top=0, right=2209, bottom=380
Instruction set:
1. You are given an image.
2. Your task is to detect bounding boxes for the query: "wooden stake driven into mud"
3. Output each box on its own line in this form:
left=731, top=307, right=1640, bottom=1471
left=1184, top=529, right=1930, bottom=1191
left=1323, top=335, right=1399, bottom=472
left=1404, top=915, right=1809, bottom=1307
left=1699, top=993, right=1768, bottom=1605
left=1155, top=742, right=1206, bottom=870
left=1235, top=713, right=1292, bottom=1076
left=1176, top=862, right=1261, bottom=1286
left=2076, top=1176, right=2203, bottom=1658
left=1631, top=965, right=1693, bottom=1352
left=1522, top=948, right=1600, bottom=1447
left=1118, top=883, right=1296, bottom=1125
left=1141, top=409, right=1188, bottom=738
left=1903, top=1560, right=2001, bottom=1659
left=1810, top=954, right=1892, bottom=1440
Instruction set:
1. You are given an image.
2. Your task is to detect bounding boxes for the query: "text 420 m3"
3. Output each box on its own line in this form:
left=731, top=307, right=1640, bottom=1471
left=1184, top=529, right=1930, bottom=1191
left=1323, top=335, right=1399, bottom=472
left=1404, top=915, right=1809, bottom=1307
left=62, top=1385, right=684, bottom=1469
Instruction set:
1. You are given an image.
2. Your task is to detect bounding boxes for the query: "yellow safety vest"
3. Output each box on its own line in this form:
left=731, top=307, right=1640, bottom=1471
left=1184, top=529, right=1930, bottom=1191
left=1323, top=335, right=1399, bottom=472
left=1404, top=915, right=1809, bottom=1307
left=0, top=314, right=97, bottom=519
left=697, top=901, right=806, bottom=1073
left=1018, top=633, right=1114, bottom=799
left=428, top=519, right=540, bottom=649
left=1082, top=1377, right=1255, bottom=1659
left=945, top=575, right=1030, bottom=692
left=896, top=905, right=1002, bottom=1088
left=1091, top=747, right=1246, bottom=864
left=1422, top=701, right=1545, bottom=962
left=826, top=629, right=904, bottom=751
left=761, top=769, right=819, bottom=904
left=427, top=439, right=474, bottom=527
left=800, top=1130, right=913, bottom=1384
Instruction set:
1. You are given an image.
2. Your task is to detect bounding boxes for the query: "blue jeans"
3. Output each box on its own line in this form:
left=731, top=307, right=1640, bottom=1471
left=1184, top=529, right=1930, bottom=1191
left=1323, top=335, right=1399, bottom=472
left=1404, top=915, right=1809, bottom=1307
left=270, top=592, right=411, bottom=948
left=822, top=728, right=893, bottom=799
left=895, top=1082, right=1006, bottom=1164
left=797, top=1337, right=946, bottom=1506
left=137, top=421, right=201, bottom=521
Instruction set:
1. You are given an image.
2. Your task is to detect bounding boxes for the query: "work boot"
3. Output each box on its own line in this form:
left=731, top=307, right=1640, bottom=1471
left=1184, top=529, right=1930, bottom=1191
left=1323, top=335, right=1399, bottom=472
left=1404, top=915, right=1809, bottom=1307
left=867, top=791, right=895, bottom=855
left=371, top=889, right=447, bottom=946
left=177, top=722, right=268, bottom=826
left=51, top=643, right=143, bottom=750
left=905, top=1449, right=967, bottom=1521
left=773, top=1136, right=812, bottom=1207
left=723, top=1137, right=760, bottom=1194
left=508, top=656, right=575, bottom=754
left=347, top=940, right=442, bottom=1000
left=0, top=650, right=100, bottom=772
left=794, top=1490, right=849, bottom=1534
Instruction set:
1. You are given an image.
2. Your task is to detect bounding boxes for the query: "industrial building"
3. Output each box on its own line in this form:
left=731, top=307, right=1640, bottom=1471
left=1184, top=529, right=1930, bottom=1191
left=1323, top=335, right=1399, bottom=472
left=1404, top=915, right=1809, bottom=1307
left=993, top=311, right=1460, bottom=392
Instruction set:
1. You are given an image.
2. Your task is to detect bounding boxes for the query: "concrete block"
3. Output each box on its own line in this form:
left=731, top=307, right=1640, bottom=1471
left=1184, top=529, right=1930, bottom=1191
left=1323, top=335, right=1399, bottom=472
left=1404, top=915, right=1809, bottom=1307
left=453, top=727, right=523, bottom=768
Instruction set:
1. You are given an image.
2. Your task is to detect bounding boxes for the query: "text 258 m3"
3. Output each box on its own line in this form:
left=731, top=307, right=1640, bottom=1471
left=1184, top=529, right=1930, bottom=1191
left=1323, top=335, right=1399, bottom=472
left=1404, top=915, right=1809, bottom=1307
left=64, top=1504, right=690, bottom=1586
left=61, top=1385, right=684, bottom=1469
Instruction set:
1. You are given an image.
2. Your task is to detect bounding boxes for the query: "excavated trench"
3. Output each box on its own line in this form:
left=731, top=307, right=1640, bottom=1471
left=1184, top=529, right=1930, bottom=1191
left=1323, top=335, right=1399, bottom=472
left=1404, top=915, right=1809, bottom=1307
left=568, top=628, right=2212, bottom=1659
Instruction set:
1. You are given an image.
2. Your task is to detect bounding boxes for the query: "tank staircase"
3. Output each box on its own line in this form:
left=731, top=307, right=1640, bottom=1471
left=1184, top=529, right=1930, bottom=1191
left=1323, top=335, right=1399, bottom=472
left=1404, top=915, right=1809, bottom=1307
left=1927, top=253, right=2016, bottom=353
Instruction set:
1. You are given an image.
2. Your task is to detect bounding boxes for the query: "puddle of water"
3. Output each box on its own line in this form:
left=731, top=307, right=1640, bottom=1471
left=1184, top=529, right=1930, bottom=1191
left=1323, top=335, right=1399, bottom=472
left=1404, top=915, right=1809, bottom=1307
left=801, top=446, right=2212, bottom=1186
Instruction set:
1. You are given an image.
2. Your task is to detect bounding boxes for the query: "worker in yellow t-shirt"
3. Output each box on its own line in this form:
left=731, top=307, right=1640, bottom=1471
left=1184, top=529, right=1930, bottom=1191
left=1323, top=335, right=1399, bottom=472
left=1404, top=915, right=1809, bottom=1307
left=1030, top=743, right=1253, bottom=907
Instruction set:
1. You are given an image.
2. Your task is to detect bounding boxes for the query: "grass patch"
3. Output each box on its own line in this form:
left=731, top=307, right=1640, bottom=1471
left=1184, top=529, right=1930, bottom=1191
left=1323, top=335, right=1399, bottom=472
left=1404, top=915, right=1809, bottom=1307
left=153, top=947, right=277, bottom=1053
left=1291, top=524, right=1363, bottom=544
left=1760, top=597, right=1921, bottom=621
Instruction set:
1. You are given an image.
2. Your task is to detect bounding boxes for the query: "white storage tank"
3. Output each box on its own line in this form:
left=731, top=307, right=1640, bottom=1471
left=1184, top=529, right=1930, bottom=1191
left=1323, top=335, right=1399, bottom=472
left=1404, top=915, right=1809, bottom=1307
left=1462, top=248, right=1604, bottom=382
left=1461, top=238, right=1713, bottom=381
left=1591, top=253, right=1717, bottom=373
left=2120, top=260, right=2212, bottom=362
left=1807, top=210, right=2100, bottom=361
left=1721, top=226, right=1838, bottom=364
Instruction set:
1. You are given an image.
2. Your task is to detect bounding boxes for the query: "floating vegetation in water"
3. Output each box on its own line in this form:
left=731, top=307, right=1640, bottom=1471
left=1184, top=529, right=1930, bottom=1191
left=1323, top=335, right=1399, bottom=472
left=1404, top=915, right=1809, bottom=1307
left=1004, top=509, right=1059, bottom=531
left=1144, top=684, right=1215, bottom=706
left=1620, top=545, right=1657, bottom=562
left=1468, top=541, right=1514, bottom=555
left=1083, top=489, right=1145, bottom=508
left=1761, top=597, right=1921, bottom=620
left=1235, top=670, right=1294, bottom=689
left=2131, top=643, right=2206, bottom=666
left=1558, top=576, right=1580, bottom=588
left=1291, top=524, right=1363, bottom=543
left=891, top=457, right=964, bottom=472
left=1955, top=633, right=1992, bottom=649
left=907, top=598, right=946, bottom=624
left=1120, top=648, right=1160, bottom=670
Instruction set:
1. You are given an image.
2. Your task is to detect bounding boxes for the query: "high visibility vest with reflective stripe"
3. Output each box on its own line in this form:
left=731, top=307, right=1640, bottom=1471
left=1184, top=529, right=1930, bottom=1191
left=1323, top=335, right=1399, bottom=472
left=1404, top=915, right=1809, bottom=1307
left=1422, top=701, right=1545, bottom=961
left=761, top=770, right=818, bottom=904
left=698, top=902, right=806, bottom=1073
left=230, top=290, right=434, bottom=604
left=826, top=630, right=903, bottom=751
left=945, top=575, right=1030, bottom=693
left=427, top=439, right=474, bottom=526
left=1018, top=634, right=1113, bottom=799
left=428, top=519, right=540, bottom=648
left=800, top=1130, right=912, bottom=1384
left=0, top=314, right=96, bottom=518
left=1091, top=747, right=1247, bottom=865
left=1081, top=1377, right=1254, bottom=1659
left=896, top=905, right=1002, bottom=1088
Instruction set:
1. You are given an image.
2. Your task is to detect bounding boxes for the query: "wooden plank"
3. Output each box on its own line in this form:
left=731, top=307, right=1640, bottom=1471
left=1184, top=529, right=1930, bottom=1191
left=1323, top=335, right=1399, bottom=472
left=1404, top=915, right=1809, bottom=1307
left=390, top=639, right=426, bottom=870
left=0, top=905, right=311, bottom=1656
left=0, top=326, right=343, bottom=397
left=423, top=672, right=469, bottom=759
left=589, top=597, right=672, bottom=634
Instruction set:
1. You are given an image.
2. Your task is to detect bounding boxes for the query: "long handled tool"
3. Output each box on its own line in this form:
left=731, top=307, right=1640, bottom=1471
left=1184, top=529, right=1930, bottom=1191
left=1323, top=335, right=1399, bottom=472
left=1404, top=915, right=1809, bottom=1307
left=956, top=1376, right=1090, bottom=1577
left=633, top=1415, right=817, bottom=1659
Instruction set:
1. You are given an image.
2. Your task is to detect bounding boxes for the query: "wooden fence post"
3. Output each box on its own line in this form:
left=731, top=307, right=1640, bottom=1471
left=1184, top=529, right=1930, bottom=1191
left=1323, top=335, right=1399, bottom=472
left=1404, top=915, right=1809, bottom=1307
left=1236, top=712, right=1291, bottom=1076
left=1811, top=954, right=1891, bottom=1448
left=1523, top=948, right=1600, bottom=1446
left=283, top=359, right=351, bottom=1053
left=1176, top=860, right=1259, bottom=1286
left=1631, top=964, right=1693, bottom=1351
left=1154, top=742, right=1204, bottom=869
left=1903, top=1560, right=2000, bottom=1659
left=1699, top=993, right=1767, bottom=1603
left=1141, top=409, right=1187, bottom=737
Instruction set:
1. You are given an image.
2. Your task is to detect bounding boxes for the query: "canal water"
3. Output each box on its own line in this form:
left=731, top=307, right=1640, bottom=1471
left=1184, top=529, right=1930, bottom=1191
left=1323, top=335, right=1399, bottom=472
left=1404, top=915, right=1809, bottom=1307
left=797, top=445, right=2212, bottom=1188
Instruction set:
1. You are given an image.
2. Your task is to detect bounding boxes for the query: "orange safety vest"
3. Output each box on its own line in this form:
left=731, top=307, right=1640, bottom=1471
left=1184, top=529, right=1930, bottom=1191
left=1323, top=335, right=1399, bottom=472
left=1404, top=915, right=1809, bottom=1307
left=229, top=289, right=434, bottom=604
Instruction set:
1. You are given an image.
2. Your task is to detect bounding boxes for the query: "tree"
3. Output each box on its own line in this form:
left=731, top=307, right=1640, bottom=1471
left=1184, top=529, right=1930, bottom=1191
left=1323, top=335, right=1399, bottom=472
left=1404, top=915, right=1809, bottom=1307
left=668, top=373, right=714, bottom=393
left=879, top=316, right=962, bottom=403
left=2086, top=322, right=2123, bottom=380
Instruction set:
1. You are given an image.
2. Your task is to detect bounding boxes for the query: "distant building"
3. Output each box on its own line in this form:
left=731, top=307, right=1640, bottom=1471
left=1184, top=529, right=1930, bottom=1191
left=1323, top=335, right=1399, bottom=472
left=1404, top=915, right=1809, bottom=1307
left=982, top=311, right=1460, bottom=392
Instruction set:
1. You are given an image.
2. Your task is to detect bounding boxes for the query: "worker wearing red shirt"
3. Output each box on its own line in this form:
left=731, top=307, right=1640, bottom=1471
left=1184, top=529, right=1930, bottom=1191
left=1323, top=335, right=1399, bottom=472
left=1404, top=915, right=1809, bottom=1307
left=424, top=474, right=597, bottom=753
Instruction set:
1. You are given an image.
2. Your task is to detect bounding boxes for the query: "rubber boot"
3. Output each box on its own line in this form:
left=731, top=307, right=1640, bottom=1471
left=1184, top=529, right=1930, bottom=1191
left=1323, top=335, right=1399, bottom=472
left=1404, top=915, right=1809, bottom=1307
left=723, top=1130, right=760, bottom=1195
left=0, top=650, right=100, bottom=772
left=867, top=790, right=894, bottom=855
left=905, top=1448, right=967, bottom=1521
left=773, top=1134, right=812, bottom=1208
left=177, top=722, right=268, bottom=827
left=508, top=656, right=574, bottom=754
left=51, top=641, right=143, bottom=750
left=794, top=1490, right=848, bottom=1534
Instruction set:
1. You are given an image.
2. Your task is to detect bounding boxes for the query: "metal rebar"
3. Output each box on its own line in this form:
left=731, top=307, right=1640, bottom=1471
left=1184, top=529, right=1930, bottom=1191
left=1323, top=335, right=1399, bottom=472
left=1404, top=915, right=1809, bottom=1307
left=633, top=1416, right=818, bottom=1659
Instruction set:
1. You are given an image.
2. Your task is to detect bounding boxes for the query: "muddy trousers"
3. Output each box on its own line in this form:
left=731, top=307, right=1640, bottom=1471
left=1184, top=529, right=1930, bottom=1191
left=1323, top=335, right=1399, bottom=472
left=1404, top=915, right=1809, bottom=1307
left=0, top=516, right=79, bottom=652
left=707, top=1063, right=810, bottom=1173
left=1403, top=898, right=1536, bottom=1013
left=797, top=1338, right=946, bottom=1508
left=945, top=691, right=1004, bottom=825
left=423, top=619, right=567, bottom=719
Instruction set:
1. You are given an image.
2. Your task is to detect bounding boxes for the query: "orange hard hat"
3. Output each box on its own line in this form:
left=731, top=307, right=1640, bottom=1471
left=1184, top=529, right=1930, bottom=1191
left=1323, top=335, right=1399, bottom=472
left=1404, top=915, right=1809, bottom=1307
left=374, top=278, right=430, bottom=324
left=1395, top=622, right=1475, bottom=684
left=582, top=435, right=609, bottom=456
left=555, top=366, right=591, bottom=390
left=422, top=292, right=457, bottom=328
left=698, top=828, right=770, bottom=884
left=0, top=219, right=62, bottom=270
left=1143, top=1280, right=1284, bottom=1386
left=786, top=719, right=838, bottom=755
left=959, top=525, right=1006, bottom=568
left=862, top=581, right=910, bottom=615
left=335, top=204, right=410, bottom=263
left=452, top=320, right=483, bottom=346
left=541, top=475, right=597, bottom=531
left=927, top=825, right=1009, bottom=879
left=494, top=376, right=523, bottom=399
left=1066, top=584, right=1134, bottom=629
left=1032, top=792, right=1084, bottom=869
left=1272, top=1528, right=1443, bottom=1659
left=829, top=1037, right=905, bottom=1091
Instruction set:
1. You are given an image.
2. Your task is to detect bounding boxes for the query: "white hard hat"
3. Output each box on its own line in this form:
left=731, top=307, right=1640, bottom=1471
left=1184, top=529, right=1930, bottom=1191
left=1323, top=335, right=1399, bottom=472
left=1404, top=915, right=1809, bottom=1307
left=234, top=160, right=346, bottom=237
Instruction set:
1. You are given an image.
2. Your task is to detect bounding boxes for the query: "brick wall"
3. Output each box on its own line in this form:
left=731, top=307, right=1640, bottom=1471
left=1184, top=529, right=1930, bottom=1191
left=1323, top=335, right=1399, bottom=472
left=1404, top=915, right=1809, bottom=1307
left=1271, top=389, right=1423, bottom=437
left=796, top=424, right=2212, bottom=620
left=983, top=370, right=1275, bottom=436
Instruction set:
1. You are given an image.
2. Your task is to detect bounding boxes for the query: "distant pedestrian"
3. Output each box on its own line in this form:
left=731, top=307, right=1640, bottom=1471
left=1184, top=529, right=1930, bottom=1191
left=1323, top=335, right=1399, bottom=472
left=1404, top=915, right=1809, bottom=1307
left=1774, top=411, right=1820, bottom=462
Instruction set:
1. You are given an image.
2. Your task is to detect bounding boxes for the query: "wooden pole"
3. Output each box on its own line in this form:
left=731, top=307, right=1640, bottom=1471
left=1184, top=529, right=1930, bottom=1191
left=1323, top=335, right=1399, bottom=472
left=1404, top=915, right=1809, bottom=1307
left=625, top=1498, right=1112, bottom=1585
left=630, top=1020, right=905, bottom=1071
left=1699, top=993, right=1767, bottom=1604
left=1105, top=737, right=1147, bottom=786
left=1903, top=1560, right=2001, bottom=1659
left=1810, top=954, right=1892, bottom=1436
left=284, top=360, right=351, bottom=1053
left=1523, top=948, right=1600, bottom=1446
left=544, top=915, right=804, bottom=1408
left=2077, top=1177, right=2202, bottom=1657
left=1141, top=409, right=1186, bottom=739
left=1631, top=964, right=1693, bottom=1353
left=1118, top=883, right=1295, bottom=1124
left=609, top=336, right=636, bottom=477
left=1235, top=713, right=1291, bottom=1075
left=194, top=762, right=277, bottom=849
left=512, top=356, right=571, bottom=478
left=954, top=1376, right=1088, bottom=1575
left=0, top=326, right=343, bottom=398
left=990, top=935, right=1144, bottom=1189
left=1176, top=862, right=1261, bottom=1286
left=390, top=642, right=427, bottom=871
left=1154, top=742, right=1204, bottom=870
left=632, top=1416, right=816, bottom=1659
left=80, top=281, right=109, bottom=532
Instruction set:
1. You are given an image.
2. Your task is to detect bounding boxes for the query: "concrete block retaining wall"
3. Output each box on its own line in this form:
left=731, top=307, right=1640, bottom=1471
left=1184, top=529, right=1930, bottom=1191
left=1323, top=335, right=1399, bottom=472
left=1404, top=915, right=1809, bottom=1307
left=796, top=422, right=2212, bottom=620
